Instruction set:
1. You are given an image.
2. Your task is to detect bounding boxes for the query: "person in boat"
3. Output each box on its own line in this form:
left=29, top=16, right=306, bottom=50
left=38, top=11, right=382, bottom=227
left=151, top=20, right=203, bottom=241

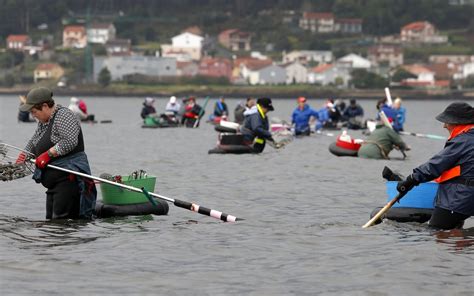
left=140, top=97, right=157, bottom=120
left=181, top=97, right=204, bottom=127
left=397, top=102, right=474, bottom=229
left=392, top=97, right=406, bottom=132
left=357, top=117, right=408, bottom=159
left=234, top=97, right=256, bottom=124
left=376, top=98, right=400, bottom=132
left=18, top=95, right=35, bottom=122
left=291, top=97, right=319, bottom=136
left=68, top=97, right=95, bottom=122
left=343, top=99, right=365, bottom=130
left=165, top=96, right=181, bottom=115
left=15, top=87, right=96, bottom=220
left=240, top=97, right=277, bottom=153
left=213, top=97, right=228, bottom=118
left=162, top=96, right=181, bottom=125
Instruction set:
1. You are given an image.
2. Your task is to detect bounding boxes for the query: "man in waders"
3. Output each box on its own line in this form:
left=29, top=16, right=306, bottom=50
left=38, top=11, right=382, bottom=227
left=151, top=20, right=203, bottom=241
left=240, top=97, right=277, bottom=153
left=358, top=118, right=408, bottom=159
left=16, top=87, right=96, bottom=220
left=397, top=102, right=474, bottom=229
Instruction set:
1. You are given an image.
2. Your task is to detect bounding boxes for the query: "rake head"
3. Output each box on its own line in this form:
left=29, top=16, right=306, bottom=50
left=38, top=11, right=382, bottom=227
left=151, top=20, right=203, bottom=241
left=0, top=142, right=35, bottom=181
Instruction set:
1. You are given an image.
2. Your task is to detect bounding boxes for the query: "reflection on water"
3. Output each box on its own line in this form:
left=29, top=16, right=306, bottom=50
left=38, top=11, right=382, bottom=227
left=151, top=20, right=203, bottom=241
left=434, top=227, right=474, bottom=253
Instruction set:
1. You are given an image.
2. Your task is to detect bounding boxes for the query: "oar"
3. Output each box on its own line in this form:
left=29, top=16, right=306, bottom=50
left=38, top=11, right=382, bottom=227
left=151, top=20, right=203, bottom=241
left=362, top=191, right=407, bottom=228
left=193, top=96, right=210, bottom=128
left=399, top=131, right=446, bottom=141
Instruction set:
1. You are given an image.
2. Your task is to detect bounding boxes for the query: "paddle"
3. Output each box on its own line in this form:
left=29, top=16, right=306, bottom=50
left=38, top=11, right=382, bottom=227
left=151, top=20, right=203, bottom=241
left=362, top=191, right=407, bottom=228
left=0, top=142, right=241, bottom=222
left=399, top=131, right=446, bottom=141
left=362, top=166, right=407, bottom=228
left=193, top=96, right=210, bottom=128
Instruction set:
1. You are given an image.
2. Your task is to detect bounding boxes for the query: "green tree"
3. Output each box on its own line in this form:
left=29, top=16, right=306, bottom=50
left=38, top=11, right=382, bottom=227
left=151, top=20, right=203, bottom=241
left=3, top=74, right=15, bottom=87
left=98, top=67, right=111, bottom=87
left=391, top=68, right=416, bottom=82
left=350, top=69, right=388, bottom=89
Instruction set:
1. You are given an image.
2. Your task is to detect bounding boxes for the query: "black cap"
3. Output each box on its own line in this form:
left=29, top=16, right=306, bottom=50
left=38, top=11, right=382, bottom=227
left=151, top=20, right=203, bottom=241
left=350, top=99, right=356, bottom=105
left=435, top=102, right=474, bottom=124
left=257, top=97, right=274, bottom=111
left=20, top=87, right=53, bottom=112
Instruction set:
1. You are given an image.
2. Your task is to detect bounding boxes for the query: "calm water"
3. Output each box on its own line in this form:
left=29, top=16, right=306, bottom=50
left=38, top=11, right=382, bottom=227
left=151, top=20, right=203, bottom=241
left=0, top=95, right=473, bottom=295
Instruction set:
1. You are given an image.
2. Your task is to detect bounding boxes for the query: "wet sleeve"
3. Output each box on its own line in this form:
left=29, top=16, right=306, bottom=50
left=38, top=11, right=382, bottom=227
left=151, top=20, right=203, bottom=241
left=251, top=116, right=272, bottom=139
left=388, top=129, right=407, bottom=150
left=412, top=141, right=463, bottom=183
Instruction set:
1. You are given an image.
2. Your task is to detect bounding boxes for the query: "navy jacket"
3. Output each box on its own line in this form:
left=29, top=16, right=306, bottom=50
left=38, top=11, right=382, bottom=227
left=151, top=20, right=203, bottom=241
left=291, top=104, right=319, bottom=133
left=343, top=105, right=364, bottom=119
left=240, top=109, right=272, bottom=142
left=412, top=129, right=474, bottom=215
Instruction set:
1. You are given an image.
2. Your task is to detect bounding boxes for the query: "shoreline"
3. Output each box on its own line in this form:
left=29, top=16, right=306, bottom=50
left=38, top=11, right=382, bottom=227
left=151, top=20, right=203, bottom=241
left=1, top=85, right=473, bottom=100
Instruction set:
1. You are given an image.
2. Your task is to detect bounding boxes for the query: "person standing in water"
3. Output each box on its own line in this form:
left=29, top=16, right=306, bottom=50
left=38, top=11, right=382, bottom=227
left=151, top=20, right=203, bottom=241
left=397, top=102, right=474, bottom=229
left=16, top=87, right=96, bottom=220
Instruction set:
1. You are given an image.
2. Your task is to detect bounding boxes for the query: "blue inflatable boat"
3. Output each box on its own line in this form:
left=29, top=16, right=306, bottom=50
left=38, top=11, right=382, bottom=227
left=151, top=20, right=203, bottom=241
left=370, top=181, right=438, bottom=223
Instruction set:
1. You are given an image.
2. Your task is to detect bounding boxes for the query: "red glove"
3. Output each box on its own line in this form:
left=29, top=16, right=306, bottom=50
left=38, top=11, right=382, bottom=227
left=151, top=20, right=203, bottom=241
left=15, top=152, right=26, bottom=164
left=35, top=151, right=51, bottom=169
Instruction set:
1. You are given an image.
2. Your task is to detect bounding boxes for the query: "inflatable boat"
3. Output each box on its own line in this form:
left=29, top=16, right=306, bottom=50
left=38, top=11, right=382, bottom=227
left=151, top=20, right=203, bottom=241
left=370, top=181, right=437, bottom=224
left=142, top=114, right=180, bottom=128
left=328, top=132, right=362, bottom=157
left=95, top=174, right=169, bottom=218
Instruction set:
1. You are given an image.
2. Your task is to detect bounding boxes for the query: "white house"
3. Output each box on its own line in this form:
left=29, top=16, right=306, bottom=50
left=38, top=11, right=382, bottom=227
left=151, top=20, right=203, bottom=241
left=400, top=64, right=435, bottom=86
left=280, top=61, right=308, bottom=84
left=282, top=50, right=333, bottom=65
left=242, top=63, right=286, bottom=85
left=87, top=23, right=116, bottom=44
left=307, top=64, right=350, bottom=87
left=161, top=32, right=204, bottom=61
left=458, top=62, right=474, bottom=80
left=337, top=53, right=371, bottom=69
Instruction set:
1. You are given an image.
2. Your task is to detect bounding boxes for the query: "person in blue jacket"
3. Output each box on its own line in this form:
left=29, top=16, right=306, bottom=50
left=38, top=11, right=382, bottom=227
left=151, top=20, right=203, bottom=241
left=392, top=97, right=406, bottom=131
left=397, top=102, right=474, bottom=229
left=291, top=97, right=319, bottom=136
left=376, top=98, right=400, bottom=132
left=240, top=97, right=277, bottom=153
left=343, top=99, right=364, bottom=130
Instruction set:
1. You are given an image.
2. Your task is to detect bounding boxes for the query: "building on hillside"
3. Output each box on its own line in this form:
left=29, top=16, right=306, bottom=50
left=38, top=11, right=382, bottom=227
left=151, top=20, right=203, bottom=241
left=218, top=29, right=251, bottom=51
left=6, top=34, right=31, bottom=51
left=400, top=21, right=448, bottom=44
left=161, top=32, right=203, bottom=61
left=337, top=53, right=371, bottom=69
left=367, top=44, right=403, bottom=67
left=177, top=61, right=199, bottom=77
left=282, top=50, right=333, bottom=65
left=428, top=55, right=474, bottom=64
left=87, top=23, right=116, bottom=44
left=182, top=26, right=203, bottom=36
left=452, top=62, right=474, bottom=80
left=426, top=63, right=460, bottom=81
left=299, top=12, right=335, bottom=33
left=93, top=56, right=177, bottom=82
left=241, top=63, right=286, bottom=85
left=280, top=61, right=308, bottom=84
left=307, top=64, right=350, bottom=87
left=105, top=39, right=131, bottom=56
left=63, top=25, right=87, bottom=48
left=232, top=57, right=273, bottom=83
left=198, top=57, right=232, bottom=80
left=399, top=64, right=435, bottom=87
left=335, top=18, right=363, bottom=34
left=34, top=63, right=64, bottom=83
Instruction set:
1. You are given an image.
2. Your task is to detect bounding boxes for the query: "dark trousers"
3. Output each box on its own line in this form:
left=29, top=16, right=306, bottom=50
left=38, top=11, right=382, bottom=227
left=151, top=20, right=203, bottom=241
left=46, top=179, right=81, bottom=220
left=429, top=207, right=470, bottom=230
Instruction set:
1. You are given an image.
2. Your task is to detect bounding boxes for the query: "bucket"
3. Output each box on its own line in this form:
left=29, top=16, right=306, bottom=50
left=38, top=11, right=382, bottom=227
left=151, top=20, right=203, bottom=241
left=100, top=175, right=156, bottom=205
left=386, top=181, right=438, bottom=209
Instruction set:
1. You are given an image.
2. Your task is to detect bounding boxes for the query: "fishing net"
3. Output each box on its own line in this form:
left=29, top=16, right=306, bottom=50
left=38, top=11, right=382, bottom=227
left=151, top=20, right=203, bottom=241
left=0, top=143, right=35, bottom=181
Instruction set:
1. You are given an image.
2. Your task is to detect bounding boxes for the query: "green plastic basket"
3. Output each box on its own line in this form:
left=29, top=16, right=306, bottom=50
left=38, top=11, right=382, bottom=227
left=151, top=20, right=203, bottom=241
left=100, top=175, right=156, bottom=205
